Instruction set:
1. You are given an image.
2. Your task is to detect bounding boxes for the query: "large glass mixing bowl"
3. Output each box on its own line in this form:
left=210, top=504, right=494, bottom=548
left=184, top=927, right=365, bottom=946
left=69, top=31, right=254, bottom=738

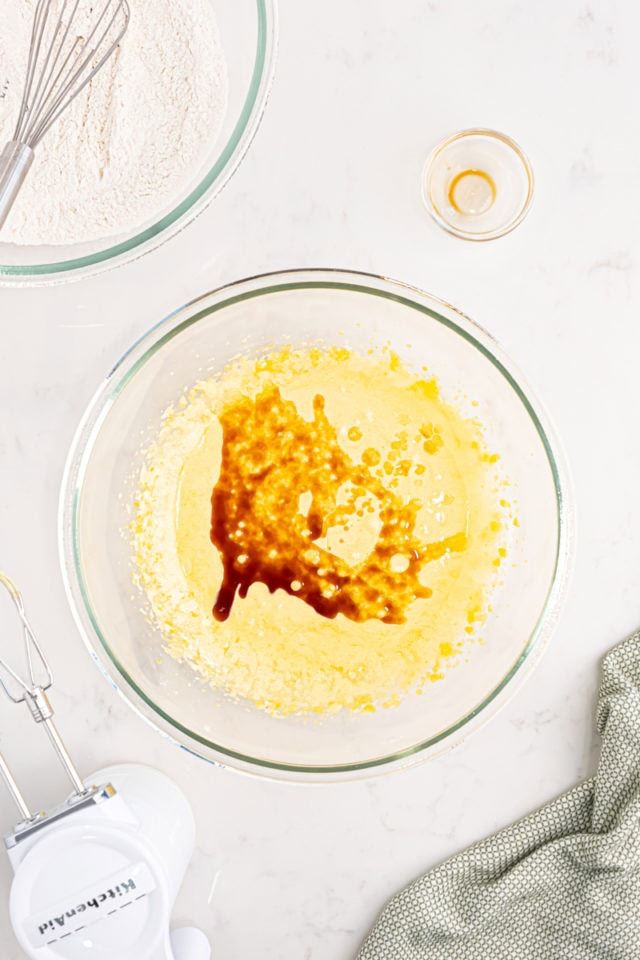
left=59, top=270, right=573, bottom=780
left=0, top=0, right=276, bottom=285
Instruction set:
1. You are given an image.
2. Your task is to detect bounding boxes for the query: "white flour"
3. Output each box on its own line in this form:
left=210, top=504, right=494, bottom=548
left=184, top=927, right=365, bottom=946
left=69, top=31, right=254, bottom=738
left=0, top=0, right=228, bottom=245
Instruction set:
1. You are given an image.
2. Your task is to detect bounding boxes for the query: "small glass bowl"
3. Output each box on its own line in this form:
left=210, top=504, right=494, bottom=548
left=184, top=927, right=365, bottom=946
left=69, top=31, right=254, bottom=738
left=0, top=0, right=277, bottom=286
left=422, top=129, right=534, bottom=241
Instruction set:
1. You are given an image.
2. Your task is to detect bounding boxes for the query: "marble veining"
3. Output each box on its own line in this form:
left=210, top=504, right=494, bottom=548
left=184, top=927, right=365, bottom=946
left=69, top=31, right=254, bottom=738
left=2, top=0, right=640, bottom=956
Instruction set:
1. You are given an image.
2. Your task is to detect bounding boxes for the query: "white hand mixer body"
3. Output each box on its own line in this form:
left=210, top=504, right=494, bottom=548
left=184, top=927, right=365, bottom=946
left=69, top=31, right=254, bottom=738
left=0, top=575, right=211, bottom=960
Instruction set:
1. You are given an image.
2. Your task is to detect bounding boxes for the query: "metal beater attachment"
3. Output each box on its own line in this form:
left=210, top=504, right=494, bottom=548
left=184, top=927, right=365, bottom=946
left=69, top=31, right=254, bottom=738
left=0, top=574, right=114, bottom=848
left=0, top=0, right=130, bottom=229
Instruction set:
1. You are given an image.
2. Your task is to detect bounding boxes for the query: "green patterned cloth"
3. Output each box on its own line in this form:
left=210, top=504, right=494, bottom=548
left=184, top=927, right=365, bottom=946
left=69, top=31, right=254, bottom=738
left=357, top=631, right=640, bottom=959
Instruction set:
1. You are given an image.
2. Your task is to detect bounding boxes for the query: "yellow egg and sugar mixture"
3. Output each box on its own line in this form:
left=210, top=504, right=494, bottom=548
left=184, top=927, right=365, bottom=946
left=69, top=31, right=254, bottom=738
left=132, top=345, right=508, bottom=716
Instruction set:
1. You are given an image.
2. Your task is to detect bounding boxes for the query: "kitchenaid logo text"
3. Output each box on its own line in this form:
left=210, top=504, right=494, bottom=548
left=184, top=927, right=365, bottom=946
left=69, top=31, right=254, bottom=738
left=25, top=861, right=157, bottom=948
left=37, top=876, right=138, bottom=936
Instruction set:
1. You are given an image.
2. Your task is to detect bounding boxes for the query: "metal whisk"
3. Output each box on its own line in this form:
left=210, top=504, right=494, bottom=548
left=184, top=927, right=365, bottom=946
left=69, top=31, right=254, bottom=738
left=0, top=573, right=116, bottom=849
left=0, top=0, right=130, bottom=231
left=0, top=574, right=86, bottom=817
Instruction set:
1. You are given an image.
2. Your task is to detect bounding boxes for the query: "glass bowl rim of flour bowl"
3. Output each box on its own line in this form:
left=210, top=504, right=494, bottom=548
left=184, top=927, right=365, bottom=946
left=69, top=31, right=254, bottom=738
left=59, top=268, right=574, bottom=781
left=0, top=0, right=277, bottom=286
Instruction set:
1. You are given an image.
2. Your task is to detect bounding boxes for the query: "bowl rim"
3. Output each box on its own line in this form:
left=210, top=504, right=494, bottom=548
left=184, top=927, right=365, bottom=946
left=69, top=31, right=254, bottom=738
left=0, top=0, right=278, bottom=286
left=59, top=268, right=574, bottom=782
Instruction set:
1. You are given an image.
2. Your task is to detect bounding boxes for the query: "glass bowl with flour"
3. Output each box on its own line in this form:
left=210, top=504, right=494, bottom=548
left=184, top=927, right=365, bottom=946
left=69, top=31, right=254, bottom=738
left=60, top=270, right=573, bottom=781
left=0, top=0, right=276, bottom=284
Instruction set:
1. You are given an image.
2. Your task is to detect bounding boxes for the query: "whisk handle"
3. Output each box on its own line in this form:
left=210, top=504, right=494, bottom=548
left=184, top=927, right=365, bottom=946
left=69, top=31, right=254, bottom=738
left=0, top=141, right=35, bottom=231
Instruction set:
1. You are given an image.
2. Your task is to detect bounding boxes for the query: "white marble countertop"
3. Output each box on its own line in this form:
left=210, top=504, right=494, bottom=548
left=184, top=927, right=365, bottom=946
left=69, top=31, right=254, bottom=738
left=2, top=0, right=640, bottom=956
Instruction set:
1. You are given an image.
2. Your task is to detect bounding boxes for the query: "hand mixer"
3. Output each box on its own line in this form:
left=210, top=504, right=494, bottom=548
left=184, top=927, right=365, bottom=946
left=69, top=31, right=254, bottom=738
left=0, top=574, right=211, bottom=960
left=0, top=0, right=130, bottom=230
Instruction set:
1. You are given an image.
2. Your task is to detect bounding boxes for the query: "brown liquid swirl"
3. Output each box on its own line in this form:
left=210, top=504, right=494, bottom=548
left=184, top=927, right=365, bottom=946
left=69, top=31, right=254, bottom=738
left=210, top=384, right=467, bottom=624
